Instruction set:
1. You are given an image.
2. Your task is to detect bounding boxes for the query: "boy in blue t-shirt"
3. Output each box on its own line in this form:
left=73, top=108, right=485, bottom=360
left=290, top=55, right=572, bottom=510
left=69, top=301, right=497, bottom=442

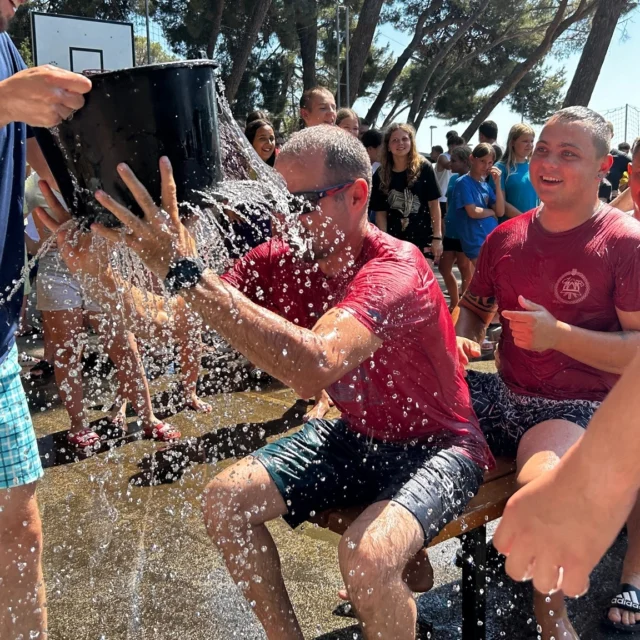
left=455, top=143, right=505, bottom=263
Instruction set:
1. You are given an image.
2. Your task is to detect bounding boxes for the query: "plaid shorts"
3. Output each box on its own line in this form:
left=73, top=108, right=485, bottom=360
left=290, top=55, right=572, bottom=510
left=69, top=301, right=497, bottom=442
left=0, top=344, right=43, bottom=489
left=466, top=370, right=600, bottom=457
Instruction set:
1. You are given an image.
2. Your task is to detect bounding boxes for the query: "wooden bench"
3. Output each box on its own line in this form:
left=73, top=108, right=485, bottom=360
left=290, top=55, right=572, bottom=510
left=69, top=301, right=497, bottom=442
left=309, top=456, right=517, bottom=640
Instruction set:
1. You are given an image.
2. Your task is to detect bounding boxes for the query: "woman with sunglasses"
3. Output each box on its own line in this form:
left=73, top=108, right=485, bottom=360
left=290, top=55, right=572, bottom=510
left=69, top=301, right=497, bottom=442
left=370, top=123, right=443, bottom=261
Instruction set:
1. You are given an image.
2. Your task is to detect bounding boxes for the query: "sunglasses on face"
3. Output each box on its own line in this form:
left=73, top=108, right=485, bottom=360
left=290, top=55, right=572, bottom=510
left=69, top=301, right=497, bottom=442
left=289, top=181, right=356, bottom=214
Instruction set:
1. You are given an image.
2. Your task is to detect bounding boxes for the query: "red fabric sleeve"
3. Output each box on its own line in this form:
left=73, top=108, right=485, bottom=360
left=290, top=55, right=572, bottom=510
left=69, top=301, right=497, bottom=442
left=335, top=256, right=432, bottom=342
left=220, top=241, right=274, bottom=305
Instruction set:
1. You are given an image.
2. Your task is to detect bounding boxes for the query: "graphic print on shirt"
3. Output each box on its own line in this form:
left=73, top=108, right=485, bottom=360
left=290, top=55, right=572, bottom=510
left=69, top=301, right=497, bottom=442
left=387, top=188, right=420, bottom=231
left=554, top=269, right=591, bottom=305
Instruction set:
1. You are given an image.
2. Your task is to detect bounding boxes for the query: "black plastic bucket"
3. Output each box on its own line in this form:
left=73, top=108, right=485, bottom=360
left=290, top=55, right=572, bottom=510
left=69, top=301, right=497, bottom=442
left=35, top=60, right=222, bottom=228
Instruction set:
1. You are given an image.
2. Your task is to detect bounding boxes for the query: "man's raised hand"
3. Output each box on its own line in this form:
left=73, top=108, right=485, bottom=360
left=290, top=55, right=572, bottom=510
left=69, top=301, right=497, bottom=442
left=0, top=65, right=91, bottom=128
left=92, top=157, right=198, bottom=279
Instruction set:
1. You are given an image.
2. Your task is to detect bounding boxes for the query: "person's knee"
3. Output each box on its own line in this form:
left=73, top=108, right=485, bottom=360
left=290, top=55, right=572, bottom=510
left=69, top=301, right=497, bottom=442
left=516, top=419, right=584, bottom=483
left=338, top=530, right=399, bottom=610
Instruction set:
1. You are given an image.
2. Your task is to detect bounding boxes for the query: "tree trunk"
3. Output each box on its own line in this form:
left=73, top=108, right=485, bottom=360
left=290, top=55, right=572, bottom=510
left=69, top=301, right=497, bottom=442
left=206, top=0, right=226, bottom=58
left=225, top=0, right=273, bottom=103
left=461, top=0, right=597, bottom=142
left=407, top=0, right=491, bottom=127
left=272, top=60, right=294, bottom=129
left=337, top=0, right=385, bottom=106
left=562, top=0, right=627, bottom=107
left=294, top=0, right=318, bottom=90
left=364, top=0, right=445, bottom=125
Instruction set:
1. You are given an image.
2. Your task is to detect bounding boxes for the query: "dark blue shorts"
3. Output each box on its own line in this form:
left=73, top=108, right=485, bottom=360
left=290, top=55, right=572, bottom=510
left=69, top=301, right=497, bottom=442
left=253, top=419, right=484, bottom=545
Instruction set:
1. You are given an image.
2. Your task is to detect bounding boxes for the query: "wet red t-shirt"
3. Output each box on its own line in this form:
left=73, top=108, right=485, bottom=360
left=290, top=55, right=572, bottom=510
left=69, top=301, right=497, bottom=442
left=470, top=206, right=640, bottom=401
left=222, top=224, right=493, bottom=469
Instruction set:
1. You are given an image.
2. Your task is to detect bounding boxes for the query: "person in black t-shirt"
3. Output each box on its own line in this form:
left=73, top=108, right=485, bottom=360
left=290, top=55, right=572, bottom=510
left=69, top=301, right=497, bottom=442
left=608, top=142, right=632, bottom=194
left=370, top=123, right=442, bottom=261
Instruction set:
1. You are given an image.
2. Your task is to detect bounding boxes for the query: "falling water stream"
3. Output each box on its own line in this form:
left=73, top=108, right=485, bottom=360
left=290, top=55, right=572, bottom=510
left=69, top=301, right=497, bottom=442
left=14, top=76, right=316, bottom=639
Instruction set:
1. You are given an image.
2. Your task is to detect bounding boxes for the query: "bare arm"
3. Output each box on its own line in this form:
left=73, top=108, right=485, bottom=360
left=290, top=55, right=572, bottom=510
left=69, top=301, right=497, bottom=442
left=456, top=292, right=497, bottom=343
left=428, top=199, right=442, bottom=238
left=493, top=182, right=505, bottom=218
left=375, top=210, right=387, bottom=232
left=463, top=204, right=496, bottom=220
left=181, top=273, right=382, bottom=398
left=493, top=352, right=640, bottom=598
left=26, top=139, right=58, bottom=192
left=504, top=202, right=523, bottom=218
left=551, top=309, right=640, bottom=375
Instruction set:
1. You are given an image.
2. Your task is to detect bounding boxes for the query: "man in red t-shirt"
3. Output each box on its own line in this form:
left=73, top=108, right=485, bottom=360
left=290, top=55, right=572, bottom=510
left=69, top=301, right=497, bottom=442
left=456, top=107, right=640, bottom=640
left=40, top=126, right=492, bottom=640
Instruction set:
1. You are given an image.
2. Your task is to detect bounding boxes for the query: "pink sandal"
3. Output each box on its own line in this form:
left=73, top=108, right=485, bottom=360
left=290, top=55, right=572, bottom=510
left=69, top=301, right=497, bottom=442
left=143, top=422, right=181, bottom=442
left=67, top=428, right=100, bottom=449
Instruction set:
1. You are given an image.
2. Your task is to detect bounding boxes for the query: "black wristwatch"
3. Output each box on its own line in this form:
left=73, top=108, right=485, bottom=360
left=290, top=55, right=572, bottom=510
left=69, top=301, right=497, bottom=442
left=164, top=257, right=205, bottom=295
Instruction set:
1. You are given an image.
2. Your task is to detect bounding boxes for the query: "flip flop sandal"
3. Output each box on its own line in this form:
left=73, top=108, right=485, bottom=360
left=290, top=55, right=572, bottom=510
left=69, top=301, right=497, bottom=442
left=67, top=428, right=101, bottom=450
left=26, top=359, right=55, bottom=381
left=602, top=583, right=640, bottom=633
left=143, top=422, right=181, bottom=442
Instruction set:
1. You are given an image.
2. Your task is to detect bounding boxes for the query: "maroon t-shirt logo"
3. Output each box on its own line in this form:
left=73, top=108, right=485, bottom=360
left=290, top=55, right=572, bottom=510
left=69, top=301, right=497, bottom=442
left=554, top=269, right=591, bottom=304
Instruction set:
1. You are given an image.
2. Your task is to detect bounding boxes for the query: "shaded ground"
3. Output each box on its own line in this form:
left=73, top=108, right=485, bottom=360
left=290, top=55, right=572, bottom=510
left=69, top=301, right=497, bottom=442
left=15, top=270, right=628, bottom=640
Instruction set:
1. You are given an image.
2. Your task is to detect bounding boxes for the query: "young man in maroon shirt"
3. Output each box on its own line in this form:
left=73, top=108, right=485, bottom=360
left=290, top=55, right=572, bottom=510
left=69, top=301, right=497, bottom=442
left=456, top=106, right=640, bottom=639
left=40, top=126, right=493, bottom=640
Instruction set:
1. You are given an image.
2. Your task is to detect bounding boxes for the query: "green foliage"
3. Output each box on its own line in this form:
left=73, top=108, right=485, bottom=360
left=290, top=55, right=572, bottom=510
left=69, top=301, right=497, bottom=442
left=8, top=0, right=633, bottom=133
left=134, top=36, right=177, bottom=65
left=508, top=64, right=565, bottom=123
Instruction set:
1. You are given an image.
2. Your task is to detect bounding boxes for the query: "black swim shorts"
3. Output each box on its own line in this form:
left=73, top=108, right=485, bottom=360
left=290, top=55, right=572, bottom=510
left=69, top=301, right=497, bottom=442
left=443, top=236, right=463, bottom=253
left=466, top=370, right=600, bottom=457
left=253, top=418, right=484, bottom=545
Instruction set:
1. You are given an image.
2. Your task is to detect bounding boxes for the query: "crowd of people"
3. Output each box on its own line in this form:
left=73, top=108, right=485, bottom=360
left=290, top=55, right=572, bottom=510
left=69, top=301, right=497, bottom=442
left=2, top=2, right=640, bottom=638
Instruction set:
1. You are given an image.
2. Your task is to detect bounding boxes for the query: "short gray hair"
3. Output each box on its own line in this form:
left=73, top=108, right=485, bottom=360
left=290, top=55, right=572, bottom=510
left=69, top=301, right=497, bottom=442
left=632, top=137, right=640, bottom=159
left=279, top=125, right=373, bottom=193
left=547, top=107, right=611, bottom=158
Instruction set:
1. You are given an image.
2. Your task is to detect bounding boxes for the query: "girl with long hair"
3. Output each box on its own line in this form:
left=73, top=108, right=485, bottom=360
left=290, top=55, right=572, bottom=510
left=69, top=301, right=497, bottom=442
left=244, top=118, right=276, bottom=167
left=493, top=123, right=538, bottom=217
left=370, top=123, right=443, bottom=260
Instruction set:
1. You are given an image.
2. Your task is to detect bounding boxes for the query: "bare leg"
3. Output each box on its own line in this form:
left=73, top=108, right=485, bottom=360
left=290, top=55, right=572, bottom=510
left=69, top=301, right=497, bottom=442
left=339, top=500, right=424, bottom=640
left=608, top=493, right=640, bottom=627
left=516, top=420, right=584, bottom=640
left=173, top=297, right=210, bottom=413
left=202, top=457, right=302, bottom=640
left=43, top=309, right=88, bottom=434
left=88, top=315, right=162, bottom=431
left=438, top=251, right=459, bottom=310
left=456, top=252, right=474, bottom=296
left=0, top=483, right=47, bottom=639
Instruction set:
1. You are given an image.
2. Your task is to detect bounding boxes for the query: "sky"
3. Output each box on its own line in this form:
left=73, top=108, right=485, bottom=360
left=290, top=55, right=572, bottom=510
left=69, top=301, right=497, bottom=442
left=352, top=15, right=640, bottom=153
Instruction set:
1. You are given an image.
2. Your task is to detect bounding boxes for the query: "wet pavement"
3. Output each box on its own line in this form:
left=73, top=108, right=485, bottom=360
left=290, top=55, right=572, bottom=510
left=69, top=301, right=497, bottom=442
left=15, top=277, right=628, bottom=639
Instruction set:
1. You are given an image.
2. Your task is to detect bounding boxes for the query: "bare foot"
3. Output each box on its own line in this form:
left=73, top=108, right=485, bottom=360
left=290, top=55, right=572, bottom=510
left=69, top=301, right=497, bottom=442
left=338, top=549, right=434, bottom=600
left=303, top=393, right=334, bottom=422
left=185, top=395, right=212, bottom=413
left=607, top=582, right=640, bottom=629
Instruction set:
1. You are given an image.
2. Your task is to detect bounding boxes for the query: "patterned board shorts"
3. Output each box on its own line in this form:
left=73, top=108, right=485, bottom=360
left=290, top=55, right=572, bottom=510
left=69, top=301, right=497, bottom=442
left=466, top=370, right=600, bottom=457
left=0, top=344, right=43, bottom=489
